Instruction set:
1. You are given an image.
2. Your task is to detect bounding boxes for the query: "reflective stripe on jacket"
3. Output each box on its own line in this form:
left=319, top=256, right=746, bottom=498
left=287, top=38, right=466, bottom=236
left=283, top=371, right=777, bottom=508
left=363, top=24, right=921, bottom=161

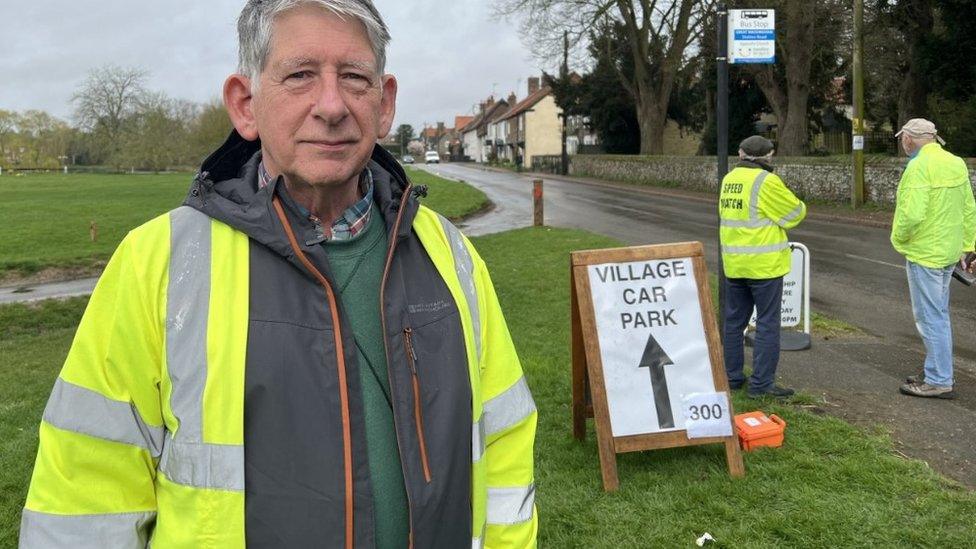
left=891, top=143, right=976, bottom=268
left=719, top=165, right=806, bottom=279
left=21, top=134, right=538, bottom=548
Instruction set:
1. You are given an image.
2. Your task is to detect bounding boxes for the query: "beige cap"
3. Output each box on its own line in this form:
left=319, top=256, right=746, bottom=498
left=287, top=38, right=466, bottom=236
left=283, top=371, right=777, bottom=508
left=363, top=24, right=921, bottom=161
left=895, top=118, right=946, bottom=145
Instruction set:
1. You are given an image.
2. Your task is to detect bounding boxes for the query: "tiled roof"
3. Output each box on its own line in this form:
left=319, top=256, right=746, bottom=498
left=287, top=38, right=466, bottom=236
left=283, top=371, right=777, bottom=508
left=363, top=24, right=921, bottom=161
left=500, top=86, right=552, bottom=121
left=455, top=116, right=474, bottom=131
left=477, top=101, right=511, bottom=136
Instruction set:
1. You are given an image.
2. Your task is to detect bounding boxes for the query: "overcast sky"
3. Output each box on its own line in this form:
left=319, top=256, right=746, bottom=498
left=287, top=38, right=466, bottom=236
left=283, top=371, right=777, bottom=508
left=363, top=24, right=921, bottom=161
left=0, top=0, right=548, bottom=132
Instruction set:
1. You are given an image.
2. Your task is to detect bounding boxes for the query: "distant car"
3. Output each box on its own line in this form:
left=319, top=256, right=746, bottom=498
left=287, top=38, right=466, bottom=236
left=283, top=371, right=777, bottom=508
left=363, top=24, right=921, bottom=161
left=401, top=154, right=415, bottom=164
left=424, top=151, right=440, bottom=164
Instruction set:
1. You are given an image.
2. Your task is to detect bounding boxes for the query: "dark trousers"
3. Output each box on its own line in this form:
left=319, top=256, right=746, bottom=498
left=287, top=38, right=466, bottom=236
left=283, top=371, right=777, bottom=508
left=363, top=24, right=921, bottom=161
left=723, top=277, right=784, bottom=391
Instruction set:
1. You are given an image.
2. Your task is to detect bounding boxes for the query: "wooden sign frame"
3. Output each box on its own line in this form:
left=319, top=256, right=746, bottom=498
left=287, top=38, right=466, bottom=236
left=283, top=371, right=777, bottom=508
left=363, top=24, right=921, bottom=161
left=570, top=241, right=744, bottom=491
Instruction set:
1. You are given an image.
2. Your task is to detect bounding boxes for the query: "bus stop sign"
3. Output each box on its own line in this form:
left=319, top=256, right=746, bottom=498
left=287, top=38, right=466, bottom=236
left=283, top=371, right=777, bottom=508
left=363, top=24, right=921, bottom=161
left=729, top=9, right=775, bottom=64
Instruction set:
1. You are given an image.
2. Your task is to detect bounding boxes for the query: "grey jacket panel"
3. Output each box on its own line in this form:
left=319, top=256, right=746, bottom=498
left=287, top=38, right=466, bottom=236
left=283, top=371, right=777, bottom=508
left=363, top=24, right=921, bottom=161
left=244, top=240, right=375, bottom=549
left=185, top=131, right=472, bottom=547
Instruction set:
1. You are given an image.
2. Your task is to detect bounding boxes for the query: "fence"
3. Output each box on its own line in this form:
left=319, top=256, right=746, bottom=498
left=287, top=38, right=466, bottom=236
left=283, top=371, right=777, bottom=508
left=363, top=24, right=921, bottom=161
left=531, top=155, right=564, bottom=174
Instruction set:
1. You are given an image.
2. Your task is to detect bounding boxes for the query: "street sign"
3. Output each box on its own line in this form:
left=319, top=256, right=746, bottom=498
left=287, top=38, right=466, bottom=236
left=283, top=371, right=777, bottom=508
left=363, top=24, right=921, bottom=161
left=585, top=256, right=715, bottom=437
left=728, top=9, right=775, bottom=64
left=571, top=241, right=744, bottom=491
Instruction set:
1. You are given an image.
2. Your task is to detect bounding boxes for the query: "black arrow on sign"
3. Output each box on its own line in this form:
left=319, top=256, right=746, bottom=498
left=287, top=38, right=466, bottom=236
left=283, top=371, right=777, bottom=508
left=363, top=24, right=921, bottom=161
left=638, top=332, right=675, bottom=429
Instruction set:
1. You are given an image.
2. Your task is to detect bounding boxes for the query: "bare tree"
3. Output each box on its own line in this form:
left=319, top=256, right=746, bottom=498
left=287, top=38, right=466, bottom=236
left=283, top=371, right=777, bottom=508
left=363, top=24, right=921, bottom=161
left=738, top=0, right=850, bottom=156
left=72, top=65, right=147, bottom=162
left=495, top=0, right=712, bottom=155
left=117, top=92, right=191, bottom=172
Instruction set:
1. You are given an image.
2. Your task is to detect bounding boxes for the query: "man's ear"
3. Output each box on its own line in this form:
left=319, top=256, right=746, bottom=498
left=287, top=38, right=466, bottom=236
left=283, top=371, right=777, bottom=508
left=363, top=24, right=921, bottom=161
left=224, top=74, right=259, bottom=141
left=376, top=74, right=398, bottom=139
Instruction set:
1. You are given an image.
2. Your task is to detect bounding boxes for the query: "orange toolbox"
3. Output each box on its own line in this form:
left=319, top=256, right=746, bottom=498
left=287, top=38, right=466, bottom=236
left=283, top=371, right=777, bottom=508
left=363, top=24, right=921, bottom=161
left=734, top=411, right=786, bottom=451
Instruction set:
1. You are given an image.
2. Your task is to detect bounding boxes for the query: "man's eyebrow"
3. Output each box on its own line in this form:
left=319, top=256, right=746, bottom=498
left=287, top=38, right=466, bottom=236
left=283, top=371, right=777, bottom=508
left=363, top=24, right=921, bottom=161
left=275, top=57, right=316, bottom=71
left=340, top=60, right=377, bottom=73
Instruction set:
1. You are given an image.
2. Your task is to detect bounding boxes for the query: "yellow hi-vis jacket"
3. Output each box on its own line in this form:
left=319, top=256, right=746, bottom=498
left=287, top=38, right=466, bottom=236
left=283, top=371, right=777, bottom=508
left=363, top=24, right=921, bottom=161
left=719, top=164, right=807, bottom=279
left=891, top=143, right=976, bottom=268
left=21, top=141, right=537, bottom=548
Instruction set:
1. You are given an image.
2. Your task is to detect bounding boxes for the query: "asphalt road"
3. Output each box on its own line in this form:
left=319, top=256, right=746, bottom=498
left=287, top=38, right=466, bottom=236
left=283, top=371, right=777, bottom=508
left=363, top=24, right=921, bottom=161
left=420, top=162, right=976, bottom=486
left=423, top=162, right=976, bottom=364
left=0, top=277, right=99, bottom=305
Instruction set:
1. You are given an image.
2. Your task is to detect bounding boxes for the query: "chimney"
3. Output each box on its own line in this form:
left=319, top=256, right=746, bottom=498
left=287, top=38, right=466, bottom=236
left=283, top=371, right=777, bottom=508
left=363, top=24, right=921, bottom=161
left=507, top=92, right=517, bottom=106
left=528, top=77, right=540, bottom=95
left=486, top=96, right=495, bottom=107
left=437, top=122, right=445, bottom=135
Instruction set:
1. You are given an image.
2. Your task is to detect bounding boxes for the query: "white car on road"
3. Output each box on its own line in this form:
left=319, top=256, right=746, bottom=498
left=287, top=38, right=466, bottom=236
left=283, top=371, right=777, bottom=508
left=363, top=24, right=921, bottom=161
left=424, top=151, right=440, bottom=164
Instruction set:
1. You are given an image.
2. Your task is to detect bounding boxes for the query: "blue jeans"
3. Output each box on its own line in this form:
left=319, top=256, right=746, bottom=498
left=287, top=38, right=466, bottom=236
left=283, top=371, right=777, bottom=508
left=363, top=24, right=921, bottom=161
left=906, top=260, right=955, bottom=387
left=723, top=277, right=783, bottom=392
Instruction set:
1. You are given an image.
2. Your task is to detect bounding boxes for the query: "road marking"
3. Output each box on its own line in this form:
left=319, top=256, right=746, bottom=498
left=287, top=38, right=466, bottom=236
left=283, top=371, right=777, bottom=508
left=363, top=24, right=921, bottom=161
left=844, top=253, right=905, bottom=270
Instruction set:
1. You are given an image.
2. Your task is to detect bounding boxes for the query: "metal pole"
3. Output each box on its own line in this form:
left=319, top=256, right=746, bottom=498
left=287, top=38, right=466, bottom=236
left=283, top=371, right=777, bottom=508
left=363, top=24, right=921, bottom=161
left=561, top=30, right=570, bottom=176
left=852, top=0, right=865, bottom=208
left=717, top=3, right=729, bottom=343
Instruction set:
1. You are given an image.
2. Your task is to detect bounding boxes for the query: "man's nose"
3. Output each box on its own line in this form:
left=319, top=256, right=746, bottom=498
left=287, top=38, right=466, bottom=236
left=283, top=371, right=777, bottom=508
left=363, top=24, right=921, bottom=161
left=311, top=73, right=350, bottom=125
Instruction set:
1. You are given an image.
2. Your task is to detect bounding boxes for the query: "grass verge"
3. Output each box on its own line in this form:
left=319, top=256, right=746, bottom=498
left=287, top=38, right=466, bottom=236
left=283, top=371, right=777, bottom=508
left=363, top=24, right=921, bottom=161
left=1, top=170, right=486, bottom=284
left=476, top=227, right=975, bottom=547
left=1, top=228, right=971, bottom=546
left=404, top=166, right=490, bottom=220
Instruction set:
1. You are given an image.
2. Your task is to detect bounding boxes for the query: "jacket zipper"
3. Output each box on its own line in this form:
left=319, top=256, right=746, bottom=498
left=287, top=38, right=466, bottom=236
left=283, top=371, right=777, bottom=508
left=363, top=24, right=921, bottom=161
left=403, top=327, right=433, bottom=482
left=378, top=185, right=418, bottom=548
left=271, top=197, right=355, bottom=549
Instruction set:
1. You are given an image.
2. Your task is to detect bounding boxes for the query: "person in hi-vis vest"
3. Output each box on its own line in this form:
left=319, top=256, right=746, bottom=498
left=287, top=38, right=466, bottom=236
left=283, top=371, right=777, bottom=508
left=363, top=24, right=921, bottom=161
left=719, top=136, right=807, bottom=399
left=19, top=1, right=538, bottom=547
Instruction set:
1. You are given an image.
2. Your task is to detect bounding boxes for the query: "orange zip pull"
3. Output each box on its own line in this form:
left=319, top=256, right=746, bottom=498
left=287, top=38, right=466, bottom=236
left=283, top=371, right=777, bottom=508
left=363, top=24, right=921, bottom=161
left=404, top=327, right=432, bottom=482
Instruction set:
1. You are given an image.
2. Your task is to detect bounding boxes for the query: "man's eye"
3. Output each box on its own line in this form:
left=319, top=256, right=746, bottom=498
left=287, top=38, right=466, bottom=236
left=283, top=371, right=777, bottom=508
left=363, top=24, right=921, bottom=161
left=287, top=71, right=312, bottom=80
left=342, top=73, right=372, bottom=86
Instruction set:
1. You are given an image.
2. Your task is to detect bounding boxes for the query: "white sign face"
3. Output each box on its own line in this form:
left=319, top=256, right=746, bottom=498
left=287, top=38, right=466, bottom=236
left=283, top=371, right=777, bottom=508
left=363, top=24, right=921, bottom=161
left=682, top=392, right=733, bottom=439
left=729, top=9, right=776, bottom=64
left=587, top=258, right=716, bottom=437
left=852, top=135, right=865, bottom=151
left=750, top=244, right=804, bottom=328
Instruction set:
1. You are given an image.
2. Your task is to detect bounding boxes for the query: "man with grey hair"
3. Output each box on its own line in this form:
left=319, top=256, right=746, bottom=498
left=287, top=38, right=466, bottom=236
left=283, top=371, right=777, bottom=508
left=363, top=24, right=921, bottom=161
left=893, top=118, right=976, bottom=399
left=20, top=1, right=538, bottom=547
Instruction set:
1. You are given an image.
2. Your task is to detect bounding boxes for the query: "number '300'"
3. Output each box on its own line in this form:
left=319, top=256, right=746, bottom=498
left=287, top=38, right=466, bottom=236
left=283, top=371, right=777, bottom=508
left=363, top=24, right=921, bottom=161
left=688, top=404, right=723, bottom=421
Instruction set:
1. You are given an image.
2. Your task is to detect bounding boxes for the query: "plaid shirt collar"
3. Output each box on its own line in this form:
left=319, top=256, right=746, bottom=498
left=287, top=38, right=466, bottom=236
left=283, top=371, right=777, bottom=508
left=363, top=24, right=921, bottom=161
left=258, top=161, right=374, bottom=243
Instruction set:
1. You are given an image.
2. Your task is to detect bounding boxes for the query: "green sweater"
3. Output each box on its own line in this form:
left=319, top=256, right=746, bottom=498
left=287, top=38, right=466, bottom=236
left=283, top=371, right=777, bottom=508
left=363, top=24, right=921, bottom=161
left=323, top=207, right=409, bottom=548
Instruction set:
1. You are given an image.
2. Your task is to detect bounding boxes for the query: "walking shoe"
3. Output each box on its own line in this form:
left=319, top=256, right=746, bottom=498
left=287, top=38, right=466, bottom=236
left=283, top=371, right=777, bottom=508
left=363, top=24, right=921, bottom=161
left=899, top=382, right=955, bottom=399
left=728, top=380, right=745, bottom=390
left=747, top=385, right=795, bottom=399
left=905, top=371, right=925, bottom=384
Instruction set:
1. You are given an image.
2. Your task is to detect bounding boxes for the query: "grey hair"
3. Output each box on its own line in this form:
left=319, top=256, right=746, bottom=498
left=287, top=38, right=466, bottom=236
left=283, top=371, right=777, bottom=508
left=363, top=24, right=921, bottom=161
left=237, top=0, right=390, bottom=86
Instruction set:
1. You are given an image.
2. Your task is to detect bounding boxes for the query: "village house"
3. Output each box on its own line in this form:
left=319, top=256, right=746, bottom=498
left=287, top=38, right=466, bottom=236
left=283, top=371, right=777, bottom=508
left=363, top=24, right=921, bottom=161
left=499, top=77, right=562, bottom=168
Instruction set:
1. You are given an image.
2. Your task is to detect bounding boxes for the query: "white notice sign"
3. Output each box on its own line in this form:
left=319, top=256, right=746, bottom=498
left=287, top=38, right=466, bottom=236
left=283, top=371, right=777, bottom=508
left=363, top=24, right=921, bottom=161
left=682, top=392, right=733, bottom=439
left=587, top=258, right=716, bottom=437
left=750, top=244, right=804, bottom=328
left=729, top=9, right=776, bottom=64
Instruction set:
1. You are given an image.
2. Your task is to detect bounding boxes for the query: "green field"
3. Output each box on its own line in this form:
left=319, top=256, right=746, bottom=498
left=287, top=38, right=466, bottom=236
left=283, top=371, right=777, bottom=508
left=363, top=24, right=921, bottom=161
left=0, top=169, right=487, bottom=283
left=2, top=227, right=974, bottom=546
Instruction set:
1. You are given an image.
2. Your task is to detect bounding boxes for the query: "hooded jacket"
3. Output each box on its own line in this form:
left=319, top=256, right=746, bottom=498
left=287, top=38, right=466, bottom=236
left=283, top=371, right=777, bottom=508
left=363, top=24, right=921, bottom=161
left=20, top=131, right=538, bottom=548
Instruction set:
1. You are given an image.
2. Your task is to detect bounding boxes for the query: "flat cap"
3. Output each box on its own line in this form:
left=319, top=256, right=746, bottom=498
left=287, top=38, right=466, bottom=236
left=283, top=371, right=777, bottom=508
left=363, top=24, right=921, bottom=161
left=739, top=135, right=775, bottom=157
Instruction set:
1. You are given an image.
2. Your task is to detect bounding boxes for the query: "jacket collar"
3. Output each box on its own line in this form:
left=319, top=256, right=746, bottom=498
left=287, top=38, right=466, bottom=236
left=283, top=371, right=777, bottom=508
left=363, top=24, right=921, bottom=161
left=185, top=130, right=418, bottom=253
left=738, top=158, right=775, bottom=173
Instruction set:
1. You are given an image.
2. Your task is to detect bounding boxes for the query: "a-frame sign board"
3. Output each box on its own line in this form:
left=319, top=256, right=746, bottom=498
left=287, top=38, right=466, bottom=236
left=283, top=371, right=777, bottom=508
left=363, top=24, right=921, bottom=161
left=571, top=241, right=745, bottom=491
